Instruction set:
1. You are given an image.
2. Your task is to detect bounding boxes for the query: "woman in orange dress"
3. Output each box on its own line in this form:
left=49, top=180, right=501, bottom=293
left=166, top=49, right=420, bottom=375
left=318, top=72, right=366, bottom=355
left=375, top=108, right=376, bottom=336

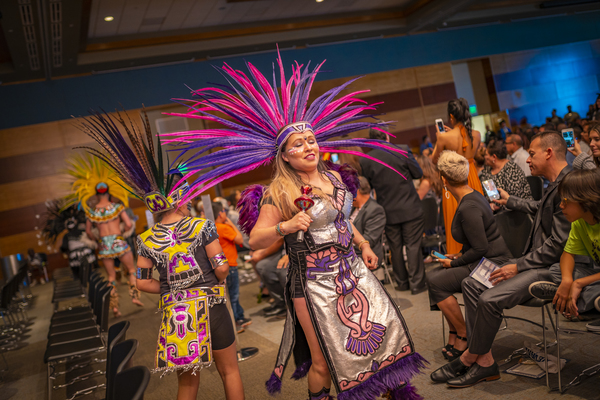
left=432, top=98, right=484, bottom=254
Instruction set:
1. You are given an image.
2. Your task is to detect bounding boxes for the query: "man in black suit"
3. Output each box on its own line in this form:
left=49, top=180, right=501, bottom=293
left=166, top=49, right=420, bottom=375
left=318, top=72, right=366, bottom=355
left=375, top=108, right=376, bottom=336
left=351, top=176, right=386, bottom=270
left=360, top=128, right=426, bottom=294
left=431, top=131, right=572, bottom=387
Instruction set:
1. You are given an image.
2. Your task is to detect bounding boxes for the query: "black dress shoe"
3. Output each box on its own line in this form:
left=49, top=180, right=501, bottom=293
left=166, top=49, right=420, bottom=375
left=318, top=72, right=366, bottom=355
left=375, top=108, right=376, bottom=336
left=430, top=357, right=469, bottom=383
left=411, top=285, right=428, bottom=295
left=264, top=306, right=287, bottom=317
left=446, top=362, right=500, bottom=388
left=262, top=304, right=278, bottom=313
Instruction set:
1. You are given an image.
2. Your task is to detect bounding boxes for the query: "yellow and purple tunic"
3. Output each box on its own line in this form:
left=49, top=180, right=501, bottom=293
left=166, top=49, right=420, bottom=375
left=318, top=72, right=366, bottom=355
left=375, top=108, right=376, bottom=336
left=137, top=217, right=230, bottom=375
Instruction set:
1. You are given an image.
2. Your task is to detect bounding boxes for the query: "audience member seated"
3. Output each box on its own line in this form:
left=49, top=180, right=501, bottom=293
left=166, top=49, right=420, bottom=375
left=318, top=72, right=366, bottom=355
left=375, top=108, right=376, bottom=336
left=550, top=109, right=564, bottom=126
left=564, top=105, right=580, bottom=125
left=26, top=248, right=46, bottom=285
left=590, top=94, right=600, bottom=121
left=420, top=135, right=434, bottom=155
left=480, top=141, right=532, bottom=209
left=427, top=151, right=511, bottom=362
left=415, top=155, right=443, bottom=202
left=431, top=131, right=571, bottom=388
left=570, top=121, right=600, bottom=170
left=473, top=148, right=486, bottom=178
left=496, top=120, right=511, bottom=141
left=529, top=169, right=600, bottom=332
left=350, top=176, right=386, bottom=279
left=505, top=134, right=531, bottom=177
left=250, top=238, right=287, bottom=318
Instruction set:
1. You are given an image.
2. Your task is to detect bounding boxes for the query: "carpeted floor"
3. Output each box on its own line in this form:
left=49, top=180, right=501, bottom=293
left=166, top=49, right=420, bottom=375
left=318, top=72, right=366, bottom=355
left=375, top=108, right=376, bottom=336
left=2, top=265, right=599, bottom=400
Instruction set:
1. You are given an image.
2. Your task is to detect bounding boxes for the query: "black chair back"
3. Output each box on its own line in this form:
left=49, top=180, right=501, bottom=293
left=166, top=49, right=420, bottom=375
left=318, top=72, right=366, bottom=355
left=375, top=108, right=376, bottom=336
left=526, top=176, right=544, bottom=201
left=106, top=320, right=130, bottom=395
left=107, top=339, right=138, bottom=400
left=421, top=197, right=438, bottom=232
left=114, top=366, right=150, bottom=400
left=494, top=210, right=533, bottom=258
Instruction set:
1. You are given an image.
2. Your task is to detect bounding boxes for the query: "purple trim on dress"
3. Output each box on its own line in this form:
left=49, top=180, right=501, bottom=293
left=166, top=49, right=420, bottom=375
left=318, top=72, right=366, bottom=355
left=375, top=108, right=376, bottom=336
left=266, top=372, right=282, bottom=395
left=389, top=382, right=422, bottom=400
left=336, top=352, right=428, bottom=400
left=291, top=359, right=312, bottom=380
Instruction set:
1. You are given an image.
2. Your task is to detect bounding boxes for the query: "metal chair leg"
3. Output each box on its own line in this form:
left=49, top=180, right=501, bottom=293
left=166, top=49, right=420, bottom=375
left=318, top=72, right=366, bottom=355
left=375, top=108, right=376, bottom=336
left=543, top=304, right=549, bottom=389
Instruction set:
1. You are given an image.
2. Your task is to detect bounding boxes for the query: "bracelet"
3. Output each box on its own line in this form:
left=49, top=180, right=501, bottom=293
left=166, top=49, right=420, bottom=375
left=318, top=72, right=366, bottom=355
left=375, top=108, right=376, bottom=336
left=357, top=240, right=369, bottom=250
left=276, top=222, right=286, bottom=237
left=210, top=253, right=228, bottom=269
left=136, top=268, right=153, bottom=280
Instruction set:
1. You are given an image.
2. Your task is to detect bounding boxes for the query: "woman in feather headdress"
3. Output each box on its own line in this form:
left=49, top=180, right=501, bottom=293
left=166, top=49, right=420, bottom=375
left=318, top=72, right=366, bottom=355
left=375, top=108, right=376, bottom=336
left=76, top=108, right=244, bottom=400
left=163, top=49, right=427, bottom=400
left=67, top=154, right=142, bottom=317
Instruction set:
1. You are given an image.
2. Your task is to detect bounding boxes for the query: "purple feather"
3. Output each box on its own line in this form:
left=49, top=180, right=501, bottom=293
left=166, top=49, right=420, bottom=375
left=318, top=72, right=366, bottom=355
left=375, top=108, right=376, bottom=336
left=336, top=352, right=428, bottom=400
left=237, top=184, right=265, bottom=235
left=265, top=372, right=282, bottom=395
left=290, top=359, right=312, bottom=380
left=324, top=161, right=358, bottom=198
left=389, top=382, right=422, bottom=400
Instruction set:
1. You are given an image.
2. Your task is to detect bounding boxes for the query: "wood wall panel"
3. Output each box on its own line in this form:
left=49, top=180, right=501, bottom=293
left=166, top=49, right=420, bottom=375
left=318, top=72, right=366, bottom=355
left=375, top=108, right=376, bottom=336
left=0, top=121, right=65, bottom=158
left=0, top=175, right=70, bottom=212
left=415, top=63, right=454, bottom=87
left=0, top=148, right=68, bottom=185
left=0, top=203, right=47, bottom=237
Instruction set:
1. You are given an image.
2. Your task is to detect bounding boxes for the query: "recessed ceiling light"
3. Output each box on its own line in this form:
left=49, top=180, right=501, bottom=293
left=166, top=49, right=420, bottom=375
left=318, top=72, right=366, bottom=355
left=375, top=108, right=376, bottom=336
left=104, top=16, right=114, bottom=22
left=316, top=0, right=324, bottom=2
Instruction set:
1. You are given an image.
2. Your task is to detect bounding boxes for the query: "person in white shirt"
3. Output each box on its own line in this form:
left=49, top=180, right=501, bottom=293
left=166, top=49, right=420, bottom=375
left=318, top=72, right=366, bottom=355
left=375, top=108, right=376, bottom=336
left=505, top=134, right=531, bottom=176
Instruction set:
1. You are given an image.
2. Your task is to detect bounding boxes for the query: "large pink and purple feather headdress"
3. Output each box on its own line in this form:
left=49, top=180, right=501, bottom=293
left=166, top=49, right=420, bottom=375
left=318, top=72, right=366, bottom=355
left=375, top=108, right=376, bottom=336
left=163, top=48, right=408, bottom=203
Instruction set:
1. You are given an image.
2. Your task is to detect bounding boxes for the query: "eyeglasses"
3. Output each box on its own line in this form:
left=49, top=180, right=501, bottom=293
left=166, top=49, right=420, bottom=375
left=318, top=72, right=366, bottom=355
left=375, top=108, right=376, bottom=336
left=505, top=141, right=513, bottom=145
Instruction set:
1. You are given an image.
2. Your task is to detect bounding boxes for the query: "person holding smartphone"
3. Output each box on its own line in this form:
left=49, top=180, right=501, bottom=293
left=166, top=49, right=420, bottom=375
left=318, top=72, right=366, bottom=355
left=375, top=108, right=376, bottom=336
left=427, top=151, right=512, bottom=361
left=569, top=121, right=600, bottom=170
left=431, top=98, right=484, bottom=254
left=479, top=141, right=532, bottom=211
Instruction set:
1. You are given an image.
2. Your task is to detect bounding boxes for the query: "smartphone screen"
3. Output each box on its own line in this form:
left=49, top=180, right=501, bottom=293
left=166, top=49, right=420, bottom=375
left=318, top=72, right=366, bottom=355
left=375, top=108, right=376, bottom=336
left=562, top=129, right=575, bottom=148
left=435, top=119, right=444, bottom=133
left=331, top=153, right=339, bottom=163
left=482, top=179, right=500, bottom=201
left=432, top=251, right=447, bottom=260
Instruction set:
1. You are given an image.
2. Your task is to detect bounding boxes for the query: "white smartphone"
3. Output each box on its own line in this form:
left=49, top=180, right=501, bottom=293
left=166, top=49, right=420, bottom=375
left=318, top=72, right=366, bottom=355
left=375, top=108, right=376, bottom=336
left=482, top=179, right=500, bottom=201
left=435, top=119, right=444, bottom=133
left=562, top=128, right=575, bottom=149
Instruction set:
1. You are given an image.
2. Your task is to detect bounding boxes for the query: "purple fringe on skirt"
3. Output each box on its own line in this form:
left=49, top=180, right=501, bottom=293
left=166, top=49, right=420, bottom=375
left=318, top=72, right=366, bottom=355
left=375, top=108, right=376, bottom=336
left=291, top=359, right=312, bottom=380
left=266, top=372, right=282, bottom=395
left=336, top=352, right=428, bottom=400
left=389, top=382, right=422, bottom=400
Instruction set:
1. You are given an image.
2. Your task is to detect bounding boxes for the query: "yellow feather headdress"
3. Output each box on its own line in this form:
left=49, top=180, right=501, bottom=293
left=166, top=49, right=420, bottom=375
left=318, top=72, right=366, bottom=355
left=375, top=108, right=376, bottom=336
left=64, top=154, right=131, bottom=212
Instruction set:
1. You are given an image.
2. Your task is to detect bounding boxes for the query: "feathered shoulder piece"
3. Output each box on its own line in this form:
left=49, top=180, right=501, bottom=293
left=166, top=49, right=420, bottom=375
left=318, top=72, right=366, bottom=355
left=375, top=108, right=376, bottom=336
left=324, top=162, right=359, bottom=198
left=74, top=108, right=188, bottom=214
left=161, top=47, right=408, bottom=204
left=237, top=185, right=265, bottom=236
left=65, top=154, right=130, bottom=213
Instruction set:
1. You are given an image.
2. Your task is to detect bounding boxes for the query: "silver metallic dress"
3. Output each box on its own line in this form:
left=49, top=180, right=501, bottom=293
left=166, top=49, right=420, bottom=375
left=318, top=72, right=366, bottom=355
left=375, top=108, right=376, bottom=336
left=266, top=172, right=426, bottom=400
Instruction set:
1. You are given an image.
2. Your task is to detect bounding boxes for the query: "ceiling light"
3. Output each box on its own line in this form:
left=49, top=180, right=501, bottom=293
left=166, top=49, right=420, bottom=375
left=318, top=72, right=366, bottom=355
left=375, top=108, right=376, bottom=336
left=104, top=16, right=114, bottom=22
left=316, top=0, right=324, bottom=2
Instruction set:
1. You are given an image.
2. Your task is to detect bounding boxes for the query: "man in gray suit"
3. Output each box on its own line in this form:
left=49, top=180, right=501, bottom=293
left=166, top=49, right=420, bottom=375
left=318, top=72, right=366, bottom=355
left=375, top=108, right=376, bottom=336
left=431, top=131, right=572, bottom=387
left=351, top=176, right=386, bottom=269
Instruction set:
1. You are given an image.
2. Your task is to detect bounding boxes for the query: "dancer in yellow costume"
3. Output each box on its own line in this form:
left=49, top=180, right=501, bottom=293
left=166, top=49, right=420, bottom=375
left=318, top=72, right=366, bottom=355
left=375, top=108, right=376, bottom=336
left=67, top=155, right=143, bottom=317
left=76, top=108, right=244, bottom=400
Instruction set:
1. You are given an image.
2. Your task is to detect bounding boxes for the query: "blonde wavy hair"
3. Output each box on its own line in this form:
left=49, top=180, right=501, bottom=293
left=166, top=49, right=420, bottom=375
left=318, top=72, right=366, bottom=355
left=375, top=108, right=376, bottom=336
left=262, top=141, right=330, bottom=221
left=437, top=150, right=469, bottom=186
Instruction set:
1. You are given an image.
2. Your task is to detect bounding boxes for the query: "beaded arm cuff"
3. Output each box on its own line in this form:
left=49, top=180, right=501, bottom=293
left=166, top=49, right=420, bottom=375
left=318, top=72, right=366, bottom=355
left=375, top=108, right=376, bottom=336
left=136, top=267, right=153, bottom=280
left=210, top=253, right=228, bottom=270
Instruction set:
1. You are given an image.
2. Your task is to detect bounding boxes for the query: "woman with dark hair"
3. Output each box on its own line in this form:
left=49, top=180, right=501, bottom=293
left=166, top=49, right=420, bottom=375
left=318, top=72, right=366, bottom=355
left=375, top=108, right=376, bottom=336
left=432, top=98, right=484, bottom=254
left=479, top=141, right=532, bottom=206
left=590, top=94, right=600, bottom=121
left=569, top=121, right=600, bottom=170
left=427, top=151, right=512, bottom=361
